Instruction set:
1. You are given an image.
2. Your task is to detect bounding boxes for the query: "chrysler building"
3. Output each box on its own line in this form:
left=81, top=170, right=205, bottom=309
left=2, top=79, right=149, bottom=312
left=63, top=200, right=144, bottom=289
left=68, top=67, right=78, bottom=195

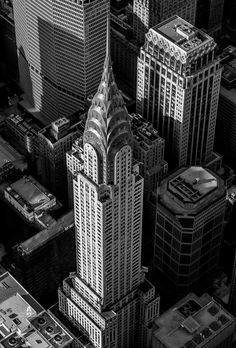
left=57, top=20, right=159, bottom=348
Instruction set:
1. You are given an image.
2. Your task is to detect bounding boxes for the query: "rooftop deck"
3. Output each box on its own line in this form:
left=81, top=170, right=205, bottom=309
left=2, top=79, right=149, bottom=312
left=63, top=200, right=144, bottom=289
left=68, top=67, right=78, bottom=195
left=152, top=16, right=212, bottom=52
left=153, top=293, right=235, bottom=348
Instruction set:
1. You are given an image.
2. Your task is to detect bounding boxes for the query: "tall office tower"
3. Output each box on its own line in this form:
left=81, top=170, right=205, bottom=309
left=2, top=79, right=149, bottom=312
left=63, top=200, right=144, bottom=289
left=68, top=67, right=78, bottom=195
left=196, top=0, right=225, bottom=39
left=225, top=0, right=236, bottom=29
left=38, top=111, right=85, bottom=205
left=154, top=166, right=226, bottom=298
left=58, top=28, right=160, bottom=348
left=0, top=0, right=18, bottom=81
left=137, top=16, right=221, bottom=168
left=131, top=113, right=167, bottom=199
left=130, top=113, right=168, bottom=263
left=152, top=293, right=236, bottom=348
left=133, top=0, right=197, bottom=44
left=215, top=46, right=236, bottom=172
left=229, top=247, right=236, bottom=316
left=66, top=114, right=168, bottom=212
left=111, top=25, right=140, bottom=98
left=13, top=0, right=109, bottom=124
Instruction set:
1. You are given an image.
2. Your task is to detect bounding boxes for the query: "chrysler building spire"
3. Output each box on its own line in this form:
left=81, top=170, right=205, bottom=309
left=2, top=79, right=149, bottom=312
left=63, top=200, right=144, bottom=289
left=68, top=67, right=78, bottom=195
left=103, top=14, right=112, bottom=81
left=83, top=15, right=132, bottom=185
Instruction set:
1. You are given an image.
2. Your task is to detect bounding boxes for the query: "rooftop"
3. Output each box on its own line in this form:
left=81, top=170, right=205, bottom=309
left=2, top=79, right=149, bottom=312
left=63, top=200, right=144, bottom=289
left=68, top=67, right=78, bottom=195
left=153, top=293, right=236, bottom=348
left=0, top=136, right=26, bottom=171
left=11, top=177, right=49, bottom=208
left=5, top=176, right=55, bottom=212
left=39, top=110, right=86, bottom=144
left=130, top=113, right=163, bottom=145
left=159, top=167, right=225, bottom=214
left=7, top=113, right=44, bottom=134
left=0, top=273, right=73, bottom=347
left=170, top=167, right=218, bottom=203
left=0, top=272, right=43, bottom=313
left=219, top=46, right=236, bottom=102
left=151, top=16, right=212, bottom=53
left=16, top=210, right=74, bottom=255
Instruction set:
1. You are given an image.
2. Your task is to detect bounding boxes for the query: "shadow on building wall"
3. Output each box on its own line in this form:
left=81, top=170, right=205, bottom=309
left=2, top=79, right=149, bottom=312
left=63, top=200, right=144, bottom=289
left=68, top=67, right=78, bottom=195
left=0, top=15, right=18, bottom=83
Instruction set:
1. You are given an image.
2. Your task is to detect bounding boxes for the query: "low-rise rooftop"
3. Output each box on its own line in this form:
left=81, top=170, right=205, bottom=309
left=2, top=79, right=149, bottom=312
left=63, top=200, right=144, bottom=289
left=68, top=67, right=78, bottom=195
left=153, top=293, right=236, bottom=348
left=0, top=273, right=73, bottom=347
left=6, top=113, right=44, bottom=134
left=0, top=136, right=26, bottom=171
left=5, top=176, right=56, bottom=212
left=39, top=110, right=86, bottom=144
left=0, top=272, right=43, bottom=314
left=16, top=210, right=74, bottom=255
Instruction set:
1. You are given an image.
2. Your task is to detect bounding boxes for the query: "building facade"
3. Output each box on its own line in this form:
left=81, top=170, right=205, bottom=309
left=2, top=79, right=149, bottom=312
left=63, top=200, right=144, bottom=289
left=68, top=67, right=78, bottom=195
left=5, top=113, right=44, bottom=175
left=215, top=46, right=236, bottom=172
left=58, top=28, right=159, bottom=348
left=131, top=113, right=167, bottom=200
left=111, top=25, right=140, bottom=98
left=130, top=113, right=168, bottom=264
left=0, top=0, right=18, bottom=81
left=0, top=136, right=27, bottom=183
left=66, top=137, right=84, bottom=208
left=137, top=16, right=221, bottom=168
left=229, top=246, right=236, bottom=317
left=196, top=0, right=225, bottom=39
left=10, top=211, right=76, bottom=308
left=13, top=0, right=109, bottom=123
left=152, top=293, right=236, bottom=348
left=133, top=0, right=197, bottom=44
left=154, top=166, right=226, bottom=297
left=39, top=112, right=85, bottom=205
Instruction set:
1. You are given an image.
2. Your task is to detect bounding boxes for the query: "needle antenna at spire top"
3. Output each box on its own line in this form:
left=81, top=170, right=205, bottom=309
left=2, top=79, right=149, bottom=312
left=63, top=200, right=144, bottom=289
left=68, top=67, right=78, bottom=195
left=106, top=13, right=110, bottom=60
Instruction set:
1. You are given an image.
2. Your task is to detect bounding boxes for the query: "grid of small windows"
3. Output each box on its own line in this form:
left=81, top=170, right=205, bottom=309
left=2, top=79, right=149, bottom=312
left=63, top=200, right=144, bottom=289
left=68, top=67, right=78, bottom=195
left=84, top=143, right=98, bottom=183
left=154, top=194, right=225, bottom=291
left=75, top=175, right=103, bottom=298
left=67, top=298, right=102, bottom=347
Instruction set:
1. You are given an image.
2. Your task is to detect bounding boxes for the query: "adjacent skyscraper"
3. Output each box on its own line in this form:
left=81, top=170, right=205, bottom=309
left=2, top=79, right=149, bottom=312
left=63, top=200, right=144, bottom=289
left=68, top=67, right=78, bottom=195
left=38, top=111, right=85, bottom=205
left=196, top=0, right=225, bottom=39
left=137, top=16, right=222, bottom=168
left=13, top=0, right=109, bottom=123
left=229, top=246, right=236, bottom=317
left=57, top=24, right=159, bottom=348
left=215, top=46, right=236, bottom=172
left=154, top=166, right=226, bottom=297
left=133, top=0, right=197, bottom=44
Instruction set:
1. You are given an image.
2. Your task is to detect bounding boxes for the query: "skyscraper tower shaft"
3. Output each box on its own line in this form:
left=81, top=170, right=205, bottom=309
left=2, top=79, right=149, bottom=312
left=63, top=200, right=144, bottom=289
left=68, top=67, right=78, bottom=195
left=136, top=16, right=222, bottom=168
left=13, top=0, right=109, bottom=123
left=58, top=19, right=159, bottom=348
